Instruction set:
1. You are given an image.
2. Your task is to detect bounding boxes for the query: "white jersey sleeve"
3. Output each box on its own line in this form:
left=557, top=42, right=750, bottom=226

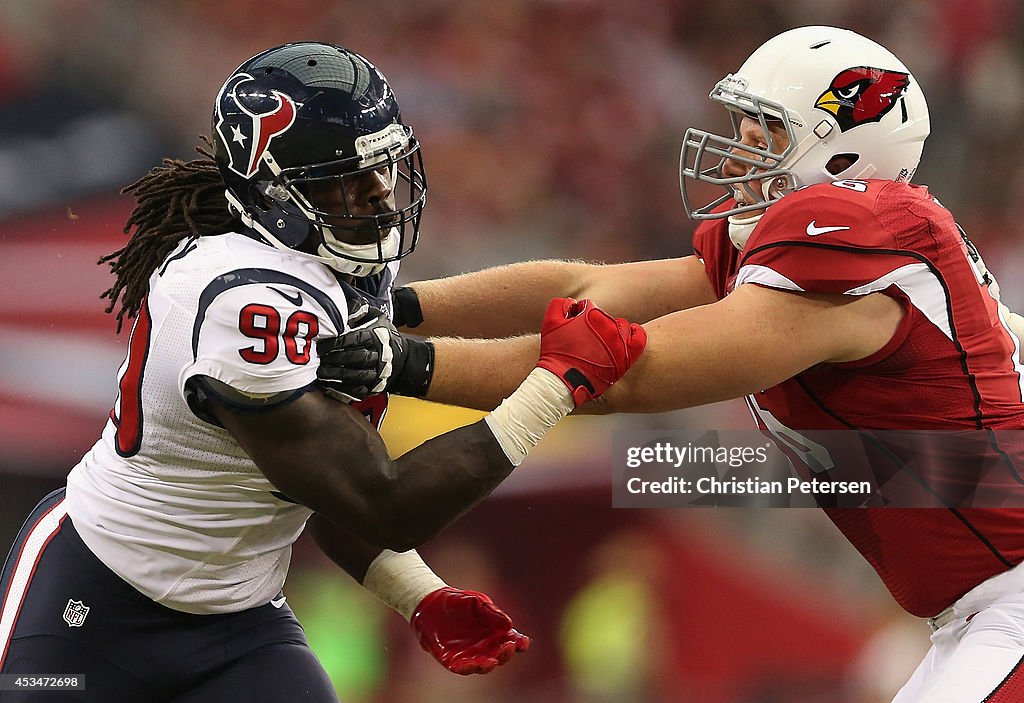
left=182, top=274, right=342, bottom=399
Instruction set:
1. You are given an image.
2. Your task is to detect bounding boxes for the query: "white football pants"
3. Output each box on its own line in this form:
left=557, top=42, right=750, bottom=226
left=892, top=565, right=1024, bottom=702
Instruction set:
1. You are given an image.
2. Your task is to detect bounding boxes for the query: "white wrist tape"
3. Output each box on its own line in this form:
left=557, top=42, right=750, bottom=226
left=484, top=367, right=575, bottom=466
left=363, top=549, right=448, bottom=621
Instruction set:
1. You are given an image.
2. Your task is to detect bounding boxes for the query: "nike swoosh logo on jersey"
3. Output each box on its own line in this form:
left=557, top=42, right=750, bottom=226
left=268, top=286, right=303, bottom=306
left=806, top=221, right=851, bottom=236
left=270, top=595, right=287, bottom=608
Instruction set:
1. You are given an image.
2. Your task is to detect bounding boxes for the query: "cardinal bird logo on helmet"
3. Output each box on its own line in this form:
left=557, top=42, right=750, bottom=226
left=814, top=67, right=910, bottom=133
left=215, top=72, right=298, bottom=178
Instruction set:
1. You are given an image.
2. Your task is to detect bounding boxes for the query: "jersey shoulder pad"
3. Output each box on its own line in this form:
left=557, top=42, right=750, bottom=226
left=737, top=181, right=920, bottom=295
left=182, top=268, right=349, bottom=397
left=745, top=180, right=891, bottom=252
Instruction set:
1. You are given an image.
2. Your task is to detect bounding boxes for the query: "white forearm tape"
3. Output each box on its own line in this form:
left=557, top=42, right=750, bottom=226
left=484, top=367, right=575, bottom=466
left=363, top=549, right=448, bottom=621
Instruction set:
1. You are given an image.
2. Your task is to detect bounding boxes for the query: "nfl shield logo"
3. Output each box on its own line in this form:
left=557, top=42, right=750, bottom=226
left=63, top=599, right=89, bottom=627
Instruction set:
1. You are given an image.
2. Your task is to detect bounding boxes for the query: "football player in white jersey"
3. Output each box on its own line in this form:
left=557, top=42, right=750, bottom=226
left=0, top=42, right=646, bottom=702
left=318, top=27, right=1024, bottom=703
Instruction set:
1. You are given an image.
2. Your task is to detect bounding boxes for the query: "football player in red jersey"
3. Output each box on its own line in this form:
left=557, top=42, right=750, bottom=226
left=318, top=26, right=1024, bottom=702
left=0, top=43, right=646, bottom=703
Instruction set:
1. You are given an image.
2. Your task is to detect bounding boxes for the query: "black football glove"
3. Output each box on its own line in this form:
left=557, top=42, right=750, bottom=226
left=316, top=302, right=434, bottom=401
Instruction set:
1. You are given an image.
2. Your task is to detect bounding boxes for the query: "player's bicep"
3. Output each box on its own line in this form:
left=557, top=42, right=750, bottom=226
left=599, top=283, right=901, bottom=413
left=181, top=282, right=340, bottom=409
left=205, top=385, right=392, bottom=527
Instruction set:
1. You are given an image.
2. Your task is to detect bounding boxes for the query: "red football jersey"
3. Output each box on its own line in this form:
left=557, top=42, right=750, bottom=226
left=694, top=179, right=1024, bottom=617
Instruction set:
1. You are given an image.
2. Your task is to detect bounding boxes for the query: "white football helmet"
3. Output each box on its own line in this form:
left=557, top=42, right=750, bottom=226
left=679, top=26, right=930, bottom=248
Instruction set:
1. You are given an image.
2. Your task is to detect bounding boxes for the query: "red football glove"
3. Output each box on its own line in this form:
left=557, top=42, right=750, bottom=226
left=536, top=297, right=647, bottom=406
left=410, top=587, right=530, bottom=675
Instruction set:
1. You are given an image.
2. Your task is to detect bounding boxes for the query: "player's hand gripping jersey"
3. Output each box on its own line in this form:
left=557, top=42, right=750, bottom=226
left=694, top=179, right=1024, bottom=617
left=64, top=232, right=394, bottom=614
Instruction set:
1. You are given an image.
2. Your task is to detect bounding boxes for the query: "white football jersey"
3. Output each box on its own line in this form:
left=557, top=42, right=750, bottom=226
left=65, top=232, right=396, bottom=614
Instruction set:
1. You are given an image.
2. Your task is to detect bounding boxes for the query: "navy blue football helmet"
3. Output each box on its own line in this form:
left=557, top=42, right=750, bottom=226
left=212, top=42, right=426, bottom=276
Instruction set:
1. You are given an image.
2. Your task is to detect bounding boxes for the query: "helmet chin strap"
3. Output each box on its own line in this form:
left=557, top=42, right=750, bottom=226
left=224, top=189, right=284, bottom=248
left=224, top=188, right=392, bottom=277
left=727, top=177, right=775, bottom=250
left=318, top=227, right=399, bottom=277
left=728, top=214, right=762, bottom=250
left=846, top=162, right=878, bottom=181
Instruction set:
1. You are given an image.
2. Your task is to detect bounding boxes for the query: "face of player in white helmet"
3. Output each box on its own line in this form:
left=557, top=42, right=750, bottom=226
left=717, top=115, right=792, bottom=249
left=679, top=25, right=930, bottom=249
left=725, top=117, right=789, bottom=203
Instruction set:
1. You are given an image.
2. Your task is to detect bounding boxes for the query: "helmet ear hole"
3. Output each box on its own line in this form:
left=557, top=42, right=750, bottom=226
left=826, top=153, right=858, bottom=175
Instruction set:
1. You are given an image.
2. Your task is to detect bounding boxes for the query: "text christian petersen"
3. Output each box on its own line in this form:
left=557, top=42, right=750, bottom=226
left=623, top=441, right=872, bottom=496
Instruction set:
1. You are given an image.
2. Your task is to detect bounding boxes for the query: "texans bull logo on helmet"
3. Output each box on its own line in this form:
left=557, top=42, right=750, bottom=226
left=814, top=66, right=909, bottom=133
left=215, top=72, right=298, bottom=178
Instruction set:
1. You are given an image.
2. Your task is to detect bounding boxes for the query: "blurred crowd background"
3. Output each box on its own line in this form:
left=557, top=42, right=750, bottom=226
left=2, top=0, right=1022, bottom=700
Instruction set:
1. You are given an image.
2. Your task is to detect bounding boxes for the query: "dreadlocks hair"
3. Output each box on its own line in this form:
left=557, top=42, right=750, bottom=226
left=99, top=135, right=241, bottom=332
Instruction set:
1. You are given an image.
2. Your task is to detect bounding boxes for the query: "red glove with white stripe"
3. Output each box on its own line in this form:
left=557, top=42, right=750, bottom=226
left=411, top=587, right=530, bottom=675
left=536, top=297, right=647, bottom=406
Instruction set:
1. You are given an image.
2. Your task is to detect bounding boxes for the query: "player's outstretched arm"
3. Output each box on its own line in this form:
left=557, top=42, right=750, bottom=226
left=204, top=297, right=645, bottom=551
left=595, top=284, right=906, bottom=413
left=321, top=284, right=904, bottom=413
left=394, top=256, right=714, bottom=338
left=316, top=309, right=540, bottom=407
left=307, top=514, right=530, bottom=675
left=318, top=257, right=708, bottom=407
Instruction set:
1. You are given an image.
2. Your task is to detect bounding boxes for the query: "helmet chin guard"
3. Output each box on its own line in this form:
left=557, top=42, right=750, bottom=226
left=317, top=227, right=401, bottom=277
left=224, top=188, right=400, bottom=277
